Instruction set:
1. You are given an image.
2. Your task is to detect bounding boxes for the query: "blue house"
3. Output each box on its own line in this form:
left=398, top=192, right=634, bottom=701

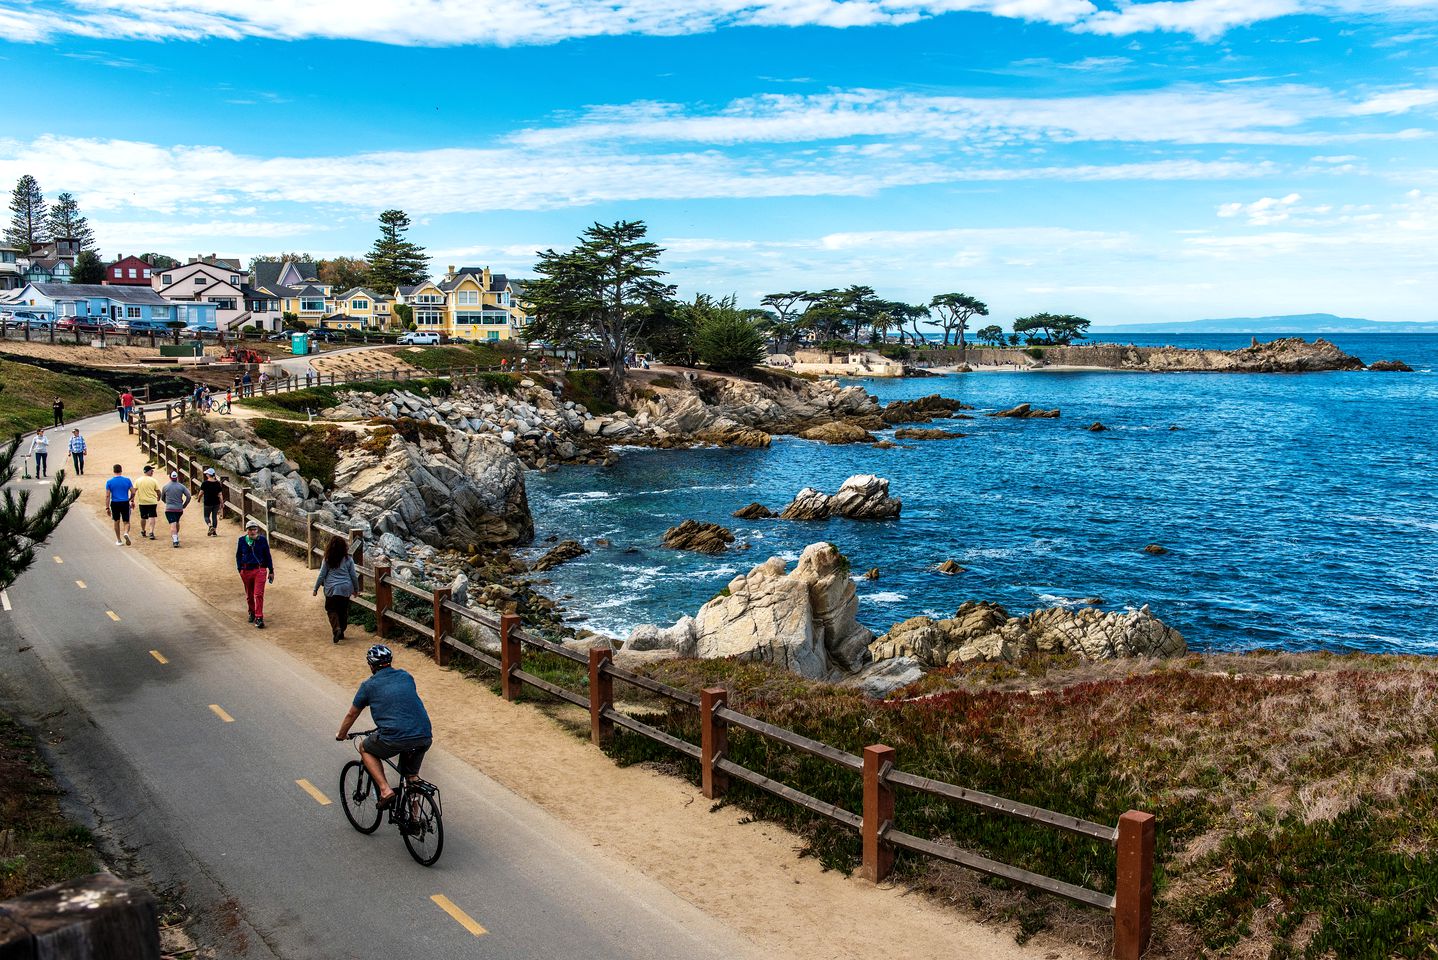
left=8, top=282, right=217, bottom=329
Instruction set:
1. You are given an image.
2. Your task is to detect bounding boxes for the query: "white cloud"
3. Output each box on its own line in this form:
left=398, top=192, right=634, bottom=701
left=1217, top=192, right=1304, bottom=224
left=1078, top=0, right=1438, bottom=41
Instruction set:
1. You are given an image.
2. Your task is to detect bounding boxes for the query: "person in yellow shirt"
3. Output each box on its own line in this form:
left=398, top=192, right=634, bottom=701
left=134, top=464, right=162, bottom=541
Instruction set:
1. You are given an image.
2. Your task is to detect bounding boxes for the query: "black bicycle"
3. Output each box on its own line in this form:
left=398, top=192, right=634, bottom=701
left=340, top=731, right=444, bottom=866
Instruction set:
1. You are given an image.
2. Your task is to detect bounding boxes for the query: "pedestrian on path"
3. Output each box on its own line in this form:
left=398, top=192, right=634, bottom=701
left=162, top=470, right=192, bottom=548
left=236, top=517, right=274, bottom=629
left=29, top=428, right=49, bottom=478
left=52, top=397, right=64, bottom=427
left=200, top=467, right=226, bottom=536
left=134, top=464, right=161, bottom=540
left=119, top=389, right=135, bottom=423
left=242, top=371, right=252, bottom=397
left=68, top=429, right=87, bottom=476
left=104, top=464, right=135, bottom=546
left=313, top=534, right=359, bottom=644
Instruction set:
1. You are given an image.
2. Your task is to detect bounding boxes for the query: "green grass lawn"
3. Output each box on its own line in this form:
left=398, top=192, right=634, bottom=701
left=0, top=358, right=118, bottom=439
left=241, top=378, right=453, bottom=420
left=396, top=344, right=506, bottom=371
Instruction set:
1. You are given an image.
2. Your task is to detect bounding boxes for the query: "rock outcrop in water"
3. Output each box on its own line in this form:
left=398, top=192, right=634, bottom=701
left=800, top=421, right=875, bottom=444
left=661, top=520, right=734, bottom=554
left=989, top=403, right=1061, bottom=419
left=622, top=543, right=873, bottom=679
left=868, top=600, right=1185, bottom=667
left=1127, top=337, right=1365, bottom=373
left=531, top=539, right=587, bottom=572
left=733, top=502, right=775, bottom=520
left=1368, top=359, right=1413, bottom=372
left=881, top=394, right=973, bottom=423
left=778, top=475, right=901, bottom=521
left=894, top=427, right=967, bottom=440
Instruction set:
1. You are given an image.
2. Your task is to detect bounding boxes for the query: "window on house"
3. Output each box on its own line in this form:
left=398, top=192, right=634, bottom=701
left=207, top=297, right=237, bottom=310
left=499, top=291, right=510, bottom=305
left=113, top=267, right=122, bottom=278
left=127, top=268, right=137, bottom=278
left=481, top=309, right=511, bottom=325
left=352, top=299, right=369, bottom=310
left=417, top=310, right=443, bottom=326
left=195, top=276, right=207, bottom=285
left=142, top=269, right=151, bottom=279
left=230, top=276, right=240, bottom=286
left=457, top=290, right=479, bottom=305
left=162, top=275, right=173, bottom=285
left=126, top=306, right=141, bottom=318
left=301, top=298, right=325, bottom=312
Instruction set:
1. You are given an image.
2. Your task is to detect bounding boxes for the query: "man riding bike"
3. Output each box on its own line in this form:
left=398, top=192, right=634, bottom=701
left=335, top=645, right=433, bottom=808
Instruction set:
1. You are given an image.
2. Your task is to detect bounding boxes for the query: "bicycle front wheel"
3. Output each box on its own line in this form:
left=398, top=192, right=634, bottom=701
left=402, top=790, right=444, bottom=866
left=340, top=760, right=382, bottom=834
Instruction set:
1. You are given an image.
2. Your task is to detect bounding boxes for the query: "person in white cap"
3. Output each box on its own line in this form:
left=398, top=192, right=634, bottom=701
left=161, top=470, right=192, bottom=548
left=134, top=464, right=162, bottom=539
left=199, top=467, right=226, bottom=536
left=236, top=517, right=274, bottom=628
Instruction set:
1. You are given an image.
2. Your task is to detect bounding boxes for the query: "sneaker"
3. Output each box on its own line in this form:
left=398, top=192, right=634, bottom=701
left=115, top=540, right=123, bottom=546
left=122, top=533, right=132, bottom=545
left=248, top=612, right=255, bottom=624
left=254, top=618, right=265, bottom=629
left=149, top=533, right=157, bottom=540
left=172, top=541, right=179, bottom=548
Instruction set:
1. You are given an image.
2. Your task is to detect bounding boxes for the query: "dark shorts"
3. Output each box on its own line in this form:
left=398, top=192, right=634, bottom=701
left=109, top=501, right=131, bottom=522
left=324, top=594, right=352, bottom=617
left=362, top=734, right=432, bottom=777
left=165, top=510, right=183, bottom=524
left=139, top=504, right=157, bottom=520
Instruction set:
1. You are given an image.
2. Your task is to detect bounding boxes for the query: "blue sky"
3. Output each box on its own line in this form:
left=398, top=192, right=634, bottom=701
left=3, top=0, right=1438, bottom=325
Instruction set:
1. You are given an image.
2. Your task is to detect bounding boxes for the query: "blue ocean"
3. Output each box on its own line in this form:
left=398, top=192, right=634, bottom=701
left=526, top=334, right=1438, bottom=655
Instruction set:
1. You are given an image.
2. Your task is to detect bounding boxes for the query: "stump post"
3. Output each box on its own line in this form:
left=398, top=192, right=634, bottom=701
left=588, top=649, right=614, bottom=746
left=432, top=586, right=453, bottom=667
left=1113, top=810, right=1155, bottom=960
left=499, top=613, right=522, bottom=701
left=860, top=744, right=896, bottom=883
left=373, top=561, right=392, bottom=640
left=701, top=687, right=729, bottom=799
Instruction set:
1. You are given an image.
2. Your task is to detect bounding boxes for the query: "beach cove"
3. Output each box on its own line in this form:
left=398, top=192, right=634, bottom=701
left=528, top=333, right=1438, bottom=655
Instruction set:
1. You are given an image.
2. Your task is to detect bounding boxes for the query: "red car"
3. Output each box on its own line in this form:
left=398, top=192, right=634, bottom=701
left=57, top=316, right=127, bottom=334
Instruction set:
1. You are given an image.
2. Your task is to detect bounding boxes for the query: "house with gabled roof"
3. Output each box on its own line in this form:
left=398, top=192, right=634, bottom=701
left=105, top=256, right=157, bottom=286
left=253, top=260, right=320, bottom=291
left=327, top=286, right=393, bottom=330
left=431, top=265, right=528, bottom=341
left=153, top=259, right=256, bottom=332
left=9, top=282, right=216, bottom=328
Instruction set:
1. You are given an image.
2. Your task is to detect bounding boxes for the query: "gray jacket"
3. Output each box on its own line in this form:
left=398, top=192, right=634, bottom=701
left=161, top=481, right=192, bottom=511
left=315, top=556, right=359, bottom=598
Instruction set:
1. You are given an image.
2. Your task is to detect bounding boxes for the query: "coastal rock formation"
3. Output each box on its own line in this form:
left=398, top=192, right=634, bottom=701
left=1126, top=337, right=1365, bottom=373
left=881, top=394, right=973, bottom=424
left=697, top=426, right=772, bottom=447
left=622, top=543, right=873, bottom=679
left=779, top=475, right=901, bottom=521
left=1368, top=360, right=1413, bottom=372
left=732, top=502, right=775, bottom=520
left=935, top=560, right=965, bottom=575
left=662, top=520, right=735, bottom=554
left=989, top=403, right=1061, bottom=419
left=868, top=600, right=1185, bottom=667
left=531, top=539, right=587, bottom=572
left=1143, top=543, right=1168, bottom=555
left=842, top=656, right=925, bottom=698
left=334, top=430, right=532, bottom=550
left=1087, top=422, right=1107, bottom=432
left=800, top=421, right=875, bottom=444
left=894, top=427, right=967, bottom=440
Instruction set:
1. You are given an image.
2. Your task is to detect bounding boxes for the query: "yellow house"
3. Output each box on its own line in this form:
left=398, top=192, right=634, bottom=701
left=395, top=266, right=528, bottom=341
left=328, top=287, right=393, bottom=330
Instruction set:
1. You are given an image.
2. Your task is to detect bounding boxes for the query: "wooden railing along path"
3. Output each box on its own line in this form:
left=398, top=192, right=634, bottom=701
left=135, top=402, right=1155, bottom=960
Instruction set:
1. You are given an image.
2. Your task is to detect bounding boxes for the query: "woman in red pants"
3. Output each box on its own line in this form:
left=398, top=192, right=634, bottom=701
left=235, top=517, right=275, bottom=628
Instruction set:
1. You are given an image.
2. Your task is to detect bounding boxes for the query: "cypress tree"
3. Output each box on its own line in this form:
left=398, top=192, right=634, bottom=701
left=5, top=175, right=49, bottom=252
left=366, top=210, right=429, bottom=289
left=46, top=192, right=96, bottom=250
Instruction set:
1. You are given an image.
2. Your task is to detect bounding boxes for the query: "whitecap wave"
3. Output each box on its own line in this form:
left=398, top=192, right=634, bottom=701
left=864, top=591, right=908, bottom=604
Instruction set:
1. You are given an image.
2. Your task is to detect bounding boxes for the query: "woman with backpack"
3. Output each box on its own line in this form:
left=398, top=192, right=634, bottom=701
left=313, top=535, right=360, bottom=644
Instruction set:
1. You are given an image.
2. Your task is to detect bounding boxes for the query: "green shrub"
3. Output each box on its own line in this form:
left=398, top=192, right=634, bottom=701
left=694, top=308, right=767, bottom=374
left=251, top=419, right=349, bottom=487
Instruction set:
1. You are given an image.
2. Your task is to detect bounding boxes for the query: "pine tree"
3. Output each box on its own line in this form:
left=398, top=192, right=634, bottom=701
left=0, top=429, right=79, bottom=591
left=366, top=210, right=429, bottom=289
left=72, top=249, right=105, bottom=284
left=5, top=175, right=49, bottom=252
left=46, top=192, right=96, bottom=250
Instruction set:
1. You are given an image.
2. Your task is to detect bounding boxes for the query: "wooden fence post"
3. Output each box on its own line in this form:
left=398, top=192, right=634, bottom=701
left=304, top=512, right=317, bottom=568
left=1113, top=811, right=1155, bottom=960
left=701, top=687, right=728, bottom=799
left=499, top=613, right=522, bottom=701
left=373, top=561, right=392, bottom=640
left=588, top=649, right=614, bottom=747
left=432, top=586, right=453, bottom=666
left=860, top=744, right=896, bottom=883
left=348, top=528, right=365, bottom=586
left=264, top=498, right=276, bottom=537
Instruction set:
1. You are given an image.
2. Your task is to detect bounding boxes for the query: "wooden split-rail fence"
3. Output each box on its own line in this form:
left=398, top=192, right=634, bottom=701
left=134, top=384, right=1156, bottom=960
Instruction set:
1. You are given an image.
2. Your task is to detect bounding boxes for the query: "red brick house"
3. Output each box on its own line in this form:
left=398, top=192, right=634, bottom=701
left=104, top=256, right=156, bottom=286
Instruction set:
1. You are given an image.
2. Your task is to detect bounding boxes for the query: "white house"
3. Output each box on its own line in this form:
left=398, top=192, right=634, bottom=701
left=153, top=258, right=265, bottom=332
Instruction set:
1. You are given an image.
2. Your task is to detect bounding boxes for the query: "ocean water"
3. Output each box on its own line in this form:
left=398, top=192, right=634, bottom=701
left=525, top=334, right=1438, bottom=655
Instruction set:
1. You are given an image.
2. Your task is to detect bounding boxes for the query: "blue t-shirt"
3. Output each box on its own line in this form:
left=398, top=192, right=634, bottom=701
left=353, top=667, right=432, bottom=742
left=104, top=476, right=134, bottom=503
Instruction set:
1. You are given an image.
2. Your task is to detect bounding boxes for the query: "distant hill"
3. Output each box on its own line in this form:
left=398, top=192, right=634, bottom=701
left=1091, top=314, right=1438, bottom=334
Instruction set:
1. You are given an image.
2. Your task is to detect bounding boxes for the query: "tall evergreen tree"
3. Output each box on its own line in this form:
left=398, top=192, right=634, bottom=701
left=366, top=210, right=429, bottom=289
left=0, top=426, right=79, bottom=591
left=5, top=175, right=49, bottom=252
left=46, top=192, right=96, bottom=249
left=72, top=250, right=105, bottom=284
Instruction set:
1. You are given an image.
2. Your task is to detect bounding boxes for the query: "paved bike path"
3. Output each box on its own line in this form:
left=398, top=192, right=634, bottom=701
left=0, top=458, right=761, bottom=959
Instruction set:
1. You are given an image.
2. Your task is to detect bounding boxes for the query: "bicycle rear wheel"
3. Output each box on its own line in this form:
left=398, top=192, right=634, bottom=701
left=401, top=789, right=444, bottom=866
left=340, top=760, right=382, bottom=834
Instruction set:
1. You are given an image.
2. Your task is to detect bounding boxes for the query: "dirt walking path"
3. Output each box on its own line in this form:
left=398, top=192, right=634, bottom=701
left=72, top=420, right=1088, bottom=960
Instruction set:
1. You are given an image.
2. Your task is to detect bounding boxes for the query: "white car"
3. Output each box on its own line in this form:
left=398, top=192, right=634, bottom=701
left=397, top=332, right=440, bottom=345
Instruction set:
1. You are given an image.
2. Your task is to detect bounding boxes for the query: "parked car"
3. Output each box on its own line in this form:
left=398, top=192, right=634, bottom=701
left=397, top=331, right=440, bottom=345
left=3, top=310, right=54, bottom=329
left=57, top=316, right=126, bottom=334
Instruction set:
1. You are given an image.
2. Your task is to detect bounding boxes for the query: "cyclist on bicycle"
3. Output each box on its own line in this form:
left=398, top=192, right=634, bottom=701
left=335, top=645, right=433, bottom=808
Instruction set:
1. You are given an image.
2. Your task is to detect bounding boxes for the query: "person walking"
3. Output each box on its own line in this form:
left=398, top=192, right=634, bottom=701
left=134, top=464, right=161, bottom=540
left=68, top=429, right=87, bottom=476
left=29, top=428, right=49, bottom=479
left=119, top=388, right=135, bottom=423
left=104, top=464, right=135, bottom=546
left=52, top=397, right=64, bottom=428
left=161, top=470, right=192, bottom=548
left=241, top=370, right=252, bottom=397
left=313, top=535, right=359, bottom=644
left=199, top=467, right=226, bottom=536
left=236, top=517, right=274, bottom=628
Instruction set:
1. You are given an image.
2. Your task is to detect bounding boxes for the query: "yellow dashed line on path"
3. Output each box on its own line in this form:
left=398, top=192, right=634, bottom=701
left=75, top=580, right=86, bottom=589
left=149, top=650, right=168, bottom=664
left=105, top=610, right=120, bottom=621
left=208, top=704, right=235, bottom=723
left=53, top=556, right=63, bottom=564
left=430, top=895, right=487, bottom=937
left=295, top=779, right=332, bottom=805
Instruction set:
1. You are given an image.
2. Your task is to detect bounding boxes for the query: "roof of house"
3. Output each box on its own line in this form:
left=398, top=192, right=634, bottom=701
left=27, top=283, right=171, bottom=304
left=26, top=259, right=69, bottom=271
left=241, top=284, right=279, bottom=301
left=253, top=261, right=319, bottom=289
left=107, top=255, right=154, bottom=267
left=396, top=284, right=421, bottom=297
left=336, top=286, right=390, bottom=301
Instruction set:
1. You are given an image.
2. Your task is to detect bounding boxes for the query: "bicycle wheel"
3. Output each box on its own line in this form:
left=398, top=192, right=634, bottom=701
left=401, top=789, right=444, bottom=866
left=340, top=760, right=382, bottom=834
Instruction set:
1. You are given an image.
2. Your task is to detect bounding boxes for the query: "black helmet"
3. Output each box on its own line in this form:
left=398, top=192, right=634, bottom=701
left=366, top=644, right=393, bottom=667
